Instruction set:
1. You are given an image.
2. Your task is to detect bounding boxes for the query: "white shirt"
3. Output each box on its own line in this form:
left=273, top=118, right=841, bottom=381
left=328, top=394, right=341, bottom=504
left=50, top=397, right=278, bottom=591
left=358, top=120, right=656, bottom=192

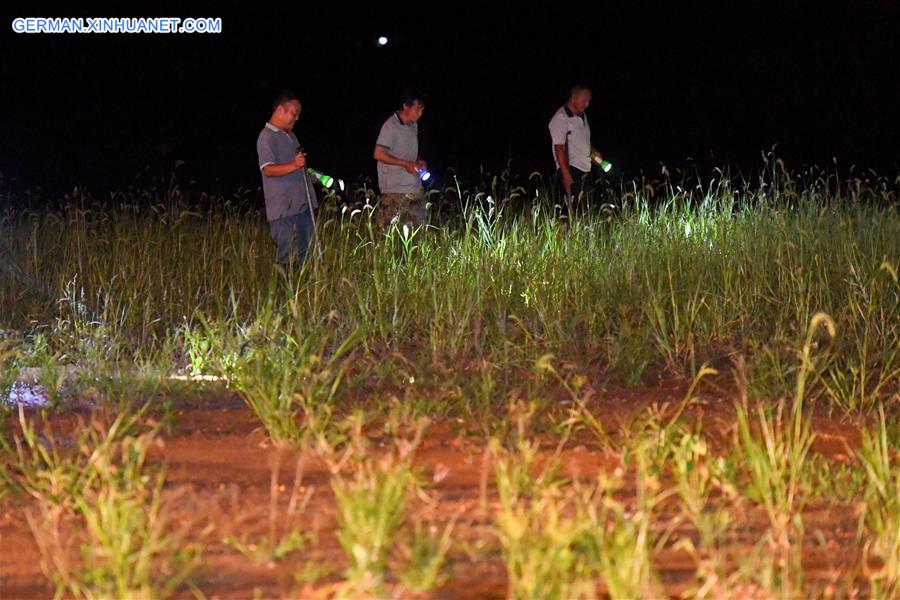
left=548, top=105, right=592, bottom=173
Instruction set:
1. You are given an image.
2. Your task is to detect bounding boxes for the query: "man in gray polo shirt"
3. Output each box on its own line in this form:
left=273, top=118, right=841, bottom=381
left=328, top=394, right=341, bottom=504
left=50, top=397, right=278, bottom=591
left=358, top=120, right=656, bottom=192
left=373, top=91, right=428, bottom=228
left=549, top=83, right=605, bottom=212
left=257, top=91, right=318, bottom=266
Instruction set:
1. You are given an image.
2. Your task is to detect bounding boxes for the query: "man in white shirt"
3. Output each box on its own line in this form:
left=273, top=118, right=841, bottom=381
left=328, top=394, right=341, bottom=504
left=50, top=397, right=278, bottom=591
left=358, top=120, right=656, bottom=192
left=548, top=84, right=605, bottom=211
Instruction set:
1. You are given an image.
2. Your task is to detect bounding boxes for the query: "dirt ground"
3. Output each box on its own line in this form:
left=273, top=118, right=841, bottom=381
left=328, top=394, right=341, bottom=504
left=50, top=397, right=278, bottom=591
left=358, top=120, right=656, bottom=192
left=0, top=379, right=869, bottom=599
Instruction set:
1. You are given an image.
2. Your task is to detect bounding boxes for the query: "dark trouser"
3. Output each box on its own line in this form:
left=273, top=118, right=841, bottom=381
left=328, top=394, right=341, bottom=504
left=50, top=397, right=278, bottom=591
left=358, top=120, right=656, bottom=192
left=558, top=166, right=596, bottom=213
left=377, top=191, right=427, bottom=229
left=269, top=210, right=314, bottom=266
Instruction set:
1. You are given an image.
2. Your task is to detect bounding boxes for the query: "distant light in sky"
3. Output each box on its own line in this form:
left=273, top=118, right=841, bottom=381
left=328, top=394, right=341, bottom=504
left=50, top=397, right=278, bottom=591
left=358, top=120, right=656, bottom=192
left=377, top=36, right=389, bottom=47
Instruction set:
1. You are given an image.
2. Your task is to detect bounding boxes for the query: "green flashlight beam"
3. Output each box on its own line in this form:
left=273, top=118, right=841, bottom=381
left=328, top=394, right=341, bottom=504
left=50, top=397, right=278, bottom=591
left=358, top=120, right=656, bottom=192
left=306, top=168, right=334, bottom=189
left=593, top=156, right=613, bottom=172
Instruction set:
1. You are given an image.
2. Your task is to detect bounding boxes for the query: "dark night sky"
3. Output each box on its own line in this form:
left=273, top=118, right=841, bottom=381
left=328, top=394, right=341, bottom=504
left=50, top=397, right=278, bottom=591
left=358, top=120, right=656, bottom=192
left=1, top=0, right=898, bottom=196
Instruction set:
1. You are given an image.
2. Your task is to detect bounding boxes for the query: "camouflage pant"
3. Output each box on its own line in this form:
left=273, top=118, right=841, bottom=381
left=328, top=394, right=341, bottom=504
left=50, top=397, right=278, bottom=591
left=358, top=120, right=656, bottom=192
left=377, top=191, right=427, bottom=229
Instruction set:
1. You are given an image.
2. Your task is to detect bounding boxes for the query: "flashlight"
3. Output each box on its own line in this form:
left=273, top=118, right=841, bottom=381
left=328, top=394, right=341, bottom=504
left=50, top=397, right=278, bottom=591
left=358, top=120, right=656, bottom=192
left=593, top=156, right=613, bottom=172
left=307, top=168, right=334, bottom=189
left=417, top=168, right=431, bottom=182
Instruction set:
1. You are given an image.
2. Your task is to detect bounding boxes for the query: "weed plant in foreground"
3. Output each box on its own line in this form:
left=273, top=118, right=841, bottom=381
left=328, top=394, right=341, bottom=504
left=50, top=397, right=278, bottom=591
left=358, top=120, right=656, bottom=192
left=11, top=406, right=201, bottom=598
left=329, top=416, right=431, bottom=595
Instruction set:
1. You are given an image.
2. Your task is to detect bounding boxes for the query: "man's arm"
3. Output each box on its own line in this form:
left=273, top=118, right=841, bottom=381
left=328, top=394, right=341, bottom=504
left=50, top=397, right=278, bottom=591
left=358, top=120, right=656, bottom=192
left=262, top=152, right=306, bottom=177
left=549, top=113, right=575, bottom=193
left=554, top=144, right=573, bottom=192
left=373, top=145, right=418, bottom=174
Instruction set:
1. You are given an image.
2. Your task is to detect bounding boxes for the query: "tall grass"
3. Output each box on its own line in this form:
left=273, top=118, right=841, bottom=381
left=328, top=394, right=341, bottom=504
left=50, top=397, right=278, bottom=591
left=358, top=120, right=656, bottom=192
left=493, top=429, right=668, bottom=599
left=330, top=417, right=426, bottom=593
left=2, top=166, right=896, bottom=417
left=730, top=313, right=834, bottom=596
left=225, top=310, right=357, bottom=444
left=72, top=433, right=200, bottom=599
left=858, top=407, right=900, bottom=597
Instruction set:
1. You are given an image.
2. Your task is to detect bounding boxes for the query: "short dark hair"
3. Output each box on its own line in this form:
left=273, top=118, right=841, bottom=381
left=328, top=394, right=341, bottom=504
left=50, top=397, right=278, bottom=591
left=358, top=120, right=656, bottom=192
left=272, top=90, right=300, bottom=113
left=400, top=88, right=427, bottom=108
left=569, top=83, right=592, bottom=96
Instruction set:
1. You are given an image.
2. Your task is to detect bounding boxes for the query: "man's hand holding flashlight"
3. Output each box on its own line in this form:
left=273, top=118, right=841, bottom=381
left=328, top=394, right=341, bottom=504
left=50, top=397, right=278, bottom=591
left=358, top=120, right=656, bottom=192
left=403, top=161, right=418, bottom=175
left=294, top=149, right=307, bottom=170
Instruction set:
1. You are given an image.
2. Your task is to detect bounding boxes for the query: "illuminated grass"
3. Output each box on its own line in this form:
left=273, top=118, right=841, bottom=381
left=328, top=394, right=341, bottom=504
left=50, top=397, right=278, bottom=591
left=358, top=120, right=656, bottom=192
left=330, top=418, right=426, bottom=593
left=1, top=165, right=895, bottom=418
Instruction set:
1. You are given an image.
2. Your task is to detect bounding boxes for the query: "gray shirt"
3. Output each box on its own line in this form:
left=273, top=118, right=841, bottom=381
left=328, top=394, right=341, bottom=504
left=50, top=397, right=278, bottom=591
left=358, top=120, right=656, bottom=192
left=376, top=113, right=423, bottom=195
left=257, top=122, right=316, bottom=222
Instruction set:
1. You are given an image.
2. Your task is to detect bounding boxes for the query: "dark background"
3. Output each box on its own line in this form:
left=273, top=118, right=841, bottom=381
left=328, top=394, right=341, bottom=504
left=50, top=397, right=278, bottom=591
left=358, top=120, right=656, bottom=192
left=1, top=0, right=898, bottom=197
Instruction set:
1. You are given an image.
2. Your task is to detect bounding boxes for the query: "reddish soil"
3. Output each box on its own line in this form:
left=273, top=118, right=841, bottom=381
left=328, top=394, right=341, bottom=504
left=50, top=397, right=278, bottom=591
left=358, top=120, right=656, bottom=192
left=0, top=380, right=872, bottom=598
